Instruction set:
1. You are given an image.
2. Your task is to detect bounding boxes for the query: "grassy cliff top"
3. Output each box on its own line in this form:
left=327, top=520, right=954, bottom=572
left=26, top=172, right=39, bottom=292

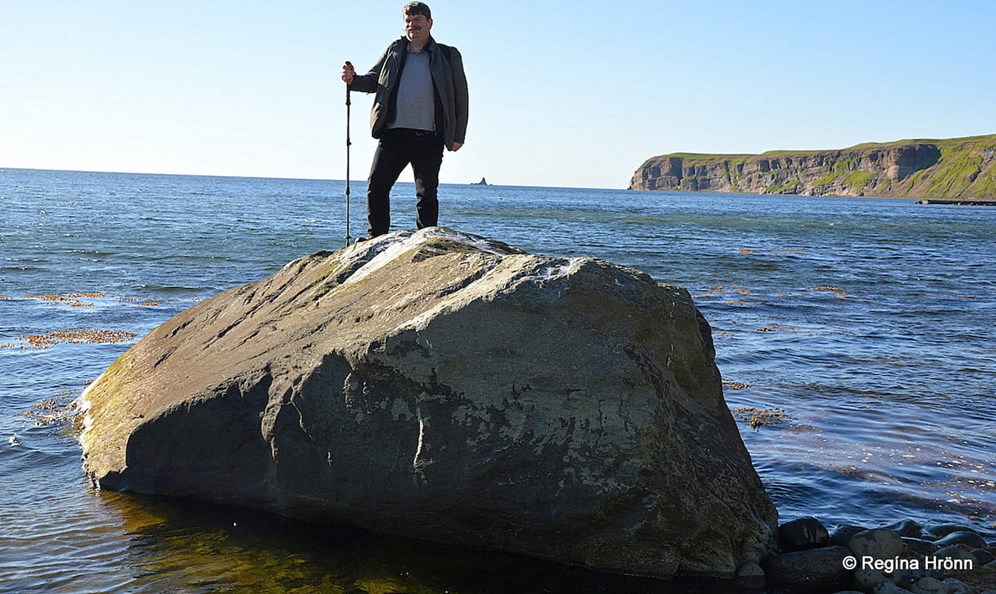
left=662, top=134, right=996, bottom=163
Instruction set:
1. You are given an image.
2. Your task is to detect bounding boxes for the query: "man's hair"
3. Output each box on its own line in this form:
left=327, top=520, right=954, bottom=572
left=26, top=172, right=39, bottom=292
left=403, top=2, right=431, bottom=19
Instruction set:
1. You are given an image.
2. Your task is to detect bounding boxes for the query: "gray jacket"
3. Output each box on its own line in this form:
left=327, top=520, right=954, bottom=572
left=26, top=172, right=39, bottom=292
left=351, top=36, right=468, bottom=149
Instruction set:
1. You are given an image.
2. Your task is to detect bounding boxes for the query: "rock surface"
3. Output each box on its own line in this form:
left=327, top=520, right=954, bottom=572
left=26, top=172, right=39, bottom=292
left=763, top=545, right=853, bottom=591
left=79, top=227, right=778, bottom=578
left=628, top=134, right=996, bottom=200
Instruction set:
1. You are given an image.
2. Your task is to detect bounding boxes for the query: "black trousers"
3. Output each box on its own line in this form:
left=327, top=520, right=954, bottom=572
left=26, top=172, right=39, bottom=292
left=366, top=128, right=444, bottom=237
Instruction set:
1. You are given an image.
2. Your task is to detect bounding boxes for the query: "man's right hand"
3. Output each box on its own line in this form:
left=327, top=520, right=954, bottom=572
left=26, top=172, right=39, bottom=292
left=341, top=61, right=355, bottom=85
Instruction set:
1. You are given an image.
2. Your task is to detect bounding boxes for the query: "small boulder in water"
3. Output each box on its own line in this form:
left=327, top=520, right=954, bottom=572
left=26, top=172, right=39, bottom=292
left=778, top=516, right=830, bottom=552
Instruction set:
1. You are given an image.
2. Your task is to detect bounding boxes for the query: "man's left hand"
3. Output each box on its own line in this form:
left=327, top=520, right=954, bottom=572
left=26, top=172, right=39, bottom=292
left=449, top=142, right=463, bottom=152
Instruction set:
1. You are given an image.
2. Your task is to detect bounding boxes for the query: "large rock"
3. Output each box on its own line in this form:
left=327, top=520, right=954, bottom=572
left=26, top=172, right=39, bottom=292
left=80, top=227, right=778, bottom=578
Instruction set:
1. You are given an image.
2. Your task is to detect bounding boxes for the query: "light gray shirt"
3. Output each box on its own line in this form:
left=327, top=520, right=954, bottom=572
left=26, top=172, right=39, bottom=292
left=388, top=49, right=435, bottom=132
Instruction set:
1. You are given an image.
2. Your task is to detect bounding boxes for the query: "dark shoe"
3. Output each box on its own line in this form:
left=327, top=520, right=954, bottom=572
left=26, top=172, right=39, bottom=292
left=355, top=232, right=385, bottom=243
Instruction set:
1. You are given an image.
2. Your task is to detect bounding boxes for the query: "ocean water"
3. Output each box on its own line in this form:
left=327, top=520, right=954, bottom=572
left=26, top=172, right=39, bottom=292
left=1, top=168, right=993, bottom=592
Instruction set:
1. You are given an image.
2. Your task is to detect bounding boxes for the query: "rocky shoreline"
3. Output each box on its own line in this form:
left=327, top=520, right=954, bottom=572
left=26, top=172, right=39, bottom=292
left=753, top=516, right=995, bottom=593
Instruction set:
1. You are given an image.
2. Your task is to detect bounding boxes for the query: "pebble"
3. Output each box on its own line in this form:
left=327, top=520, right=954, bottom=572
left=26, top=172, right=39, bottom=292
left=764, top=545, right=852, bottom=591
left=933, top=531, right=987, bottom=549
left=832, top=524, right=870, bottom=547
left=849, top=528, right=905, bottom=560
left=939, top=578, right=971, bottom=594
left=854, top=567, right=903, bottom=591
left=972, top=547, right=995, bottom=564
left=925, top=524, right=978, bottom=539
left=736, top=560, right=765, bottom=590
left=874, top=582, right=915, bottom=593
left=886, top=520, right=925, bottom=538
left=933, top=544, right=977, bottom=564
left=908, top=576, right=972, bottom=594
left=779, top=516, right=830, bottom=552
left=902, top=537, right=940, bottom=556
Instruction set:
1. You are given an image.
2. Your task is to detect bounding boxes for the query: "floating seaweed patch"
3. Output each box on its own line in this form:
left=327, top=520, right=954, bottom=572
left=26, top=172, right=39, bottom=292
left=15, top=329, right=139, bottom=349
left=24, top=393, right=84, bottom=432
left=26, top=294, right=94, bottom=307
left=814, top=285, right=847, bottom=298
left=731, top=406, right=788, bottom=429
left=736, top=249, right=754, bottom=254
left=723, top=380, right=752, bottom=390
left=138, top=301, right=159, bottom=307
left=0, top=295, right=11, bottom=301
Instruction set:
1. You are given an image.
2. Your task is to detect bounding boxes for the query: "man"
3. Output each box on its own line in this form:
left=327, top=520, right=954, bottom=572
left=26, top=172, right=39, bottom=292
left=340, top=2, right=469, bottom=240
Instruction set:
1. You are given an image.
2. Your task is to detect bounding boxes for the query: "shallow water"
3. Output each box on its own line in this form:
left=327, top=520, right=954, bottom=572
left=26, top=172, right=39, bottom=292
left=1, top=168, right=994, bottom=592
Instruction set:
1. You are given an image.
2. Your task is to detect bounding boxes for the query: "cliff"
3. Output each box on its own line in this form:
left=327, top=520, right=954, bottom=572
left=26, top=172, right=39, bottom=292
left=629, top=134, right=996, bottom=199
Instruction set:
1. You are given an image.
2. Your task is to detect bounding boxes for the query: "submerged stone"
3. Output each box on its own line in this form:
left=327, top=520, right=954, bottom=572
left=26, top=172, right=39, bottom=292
left=79, top=227, right=778, bottom=578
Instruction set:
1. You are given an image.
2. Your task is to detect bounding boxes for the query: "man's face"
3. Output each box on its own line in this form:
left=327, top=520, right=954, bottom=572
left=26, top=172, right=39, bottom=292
left=404, top=13, right=432, bottom=45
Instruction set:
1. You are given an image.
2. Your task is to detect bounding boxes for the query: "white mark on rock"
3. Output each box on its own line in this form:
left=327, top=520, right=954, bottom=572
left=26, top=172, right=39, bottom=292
left=414, top=402, right=426, bottom=471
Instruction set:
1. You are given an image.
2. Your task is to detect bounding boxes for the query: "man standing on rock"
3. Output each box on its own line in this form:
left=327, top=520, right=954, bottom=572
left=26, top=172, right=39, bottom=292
left=340, top=2, right=469, bottom=240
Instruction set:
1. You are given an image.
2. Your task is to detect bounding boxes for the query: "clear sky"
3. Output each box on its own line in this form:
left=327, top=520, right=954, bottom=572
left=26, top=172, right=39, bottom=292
left=2, top=1, right=994, bottom=188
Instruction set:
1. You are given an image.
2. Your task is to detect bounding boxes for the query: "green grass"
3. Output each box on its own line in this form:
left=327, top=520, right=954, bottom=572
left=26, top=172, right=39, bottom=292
left=659, top=134, right=996, bottom=163
left=842, top=170, right=876, bottom=192
left=969, top=166, right=996, bottom=197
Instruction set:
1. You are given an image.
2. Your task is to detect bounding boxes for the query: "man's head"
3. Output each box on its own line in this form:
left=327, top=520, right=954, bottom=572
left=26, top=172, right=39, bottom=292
left=403, top=2, right=433, bottom=48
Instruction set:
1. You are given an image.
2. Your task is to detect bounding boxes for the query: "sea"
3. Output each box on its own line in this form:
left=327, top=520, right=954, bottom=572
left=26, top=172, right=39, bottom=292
left=1, top=168, right=993, bottom=593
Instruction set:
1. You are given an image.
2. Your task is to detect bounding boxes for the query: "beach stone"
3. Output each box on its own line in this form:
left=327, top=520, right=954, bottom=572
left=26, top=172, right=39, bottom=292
left=873, top=581, right=915, bottom=593
left=779, top=516, right=830, bottom=552
left=934, top=545, right=977, bottom=561
left=763, top=545, right=852, bottom=591
left=933, top=531, right=987, bottom=549
left=849, top=529, right=906, bottom=560
left=885, top=520, right=925, bottom=539
left=832, top=524, right=870, bottom=547
left=736, top=560, right=765, bottom=590
left=855, top=567, right=904, bottom=591
left=939, top=578, right=971, bottom=594
left=973, top=548, right=995, bottom=564
left=910, top=577, right=973, bottom=594
left=931, top=546, right=977, bottom=578
left=78, top=227, right=778, bottom=579
left=903, top=537, right=940, bottom=556
left=909, top=576, right=946, bottom=594
left=924, top=524, right=978, bottom=540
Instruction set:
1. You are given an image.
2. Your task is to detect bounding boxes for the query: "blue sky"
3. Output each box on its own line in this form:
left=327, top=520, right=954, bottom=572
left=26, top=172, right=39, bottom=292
left=2, top=1, right=994, bottom=188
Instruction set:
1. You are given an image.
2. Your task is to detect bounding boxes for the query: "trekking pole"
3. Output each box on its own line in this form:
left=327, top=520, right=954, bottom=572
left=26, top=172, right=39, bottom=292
left=344, top=61, right=353, bottom=246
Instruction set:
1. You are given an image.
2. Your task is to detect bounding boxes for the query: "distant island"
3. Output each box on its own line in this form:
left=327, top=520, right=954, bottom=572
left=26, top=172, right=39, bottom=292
left=471, top=177, right=489, bottom=186
left=629, top=134, right=996, bottom=201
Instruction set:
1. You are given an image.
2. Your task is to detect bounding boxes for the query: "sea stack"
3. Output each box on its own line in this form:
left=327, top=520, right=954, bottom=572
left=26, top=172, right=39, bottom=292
left=79, top=227, right=778, bottom=578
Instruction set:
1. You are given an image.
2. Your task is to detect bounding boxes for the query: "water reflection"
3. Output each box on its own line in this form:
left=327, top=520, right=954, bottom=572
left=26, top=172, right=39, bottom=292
left=89, top=492, right=735, bottom=594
